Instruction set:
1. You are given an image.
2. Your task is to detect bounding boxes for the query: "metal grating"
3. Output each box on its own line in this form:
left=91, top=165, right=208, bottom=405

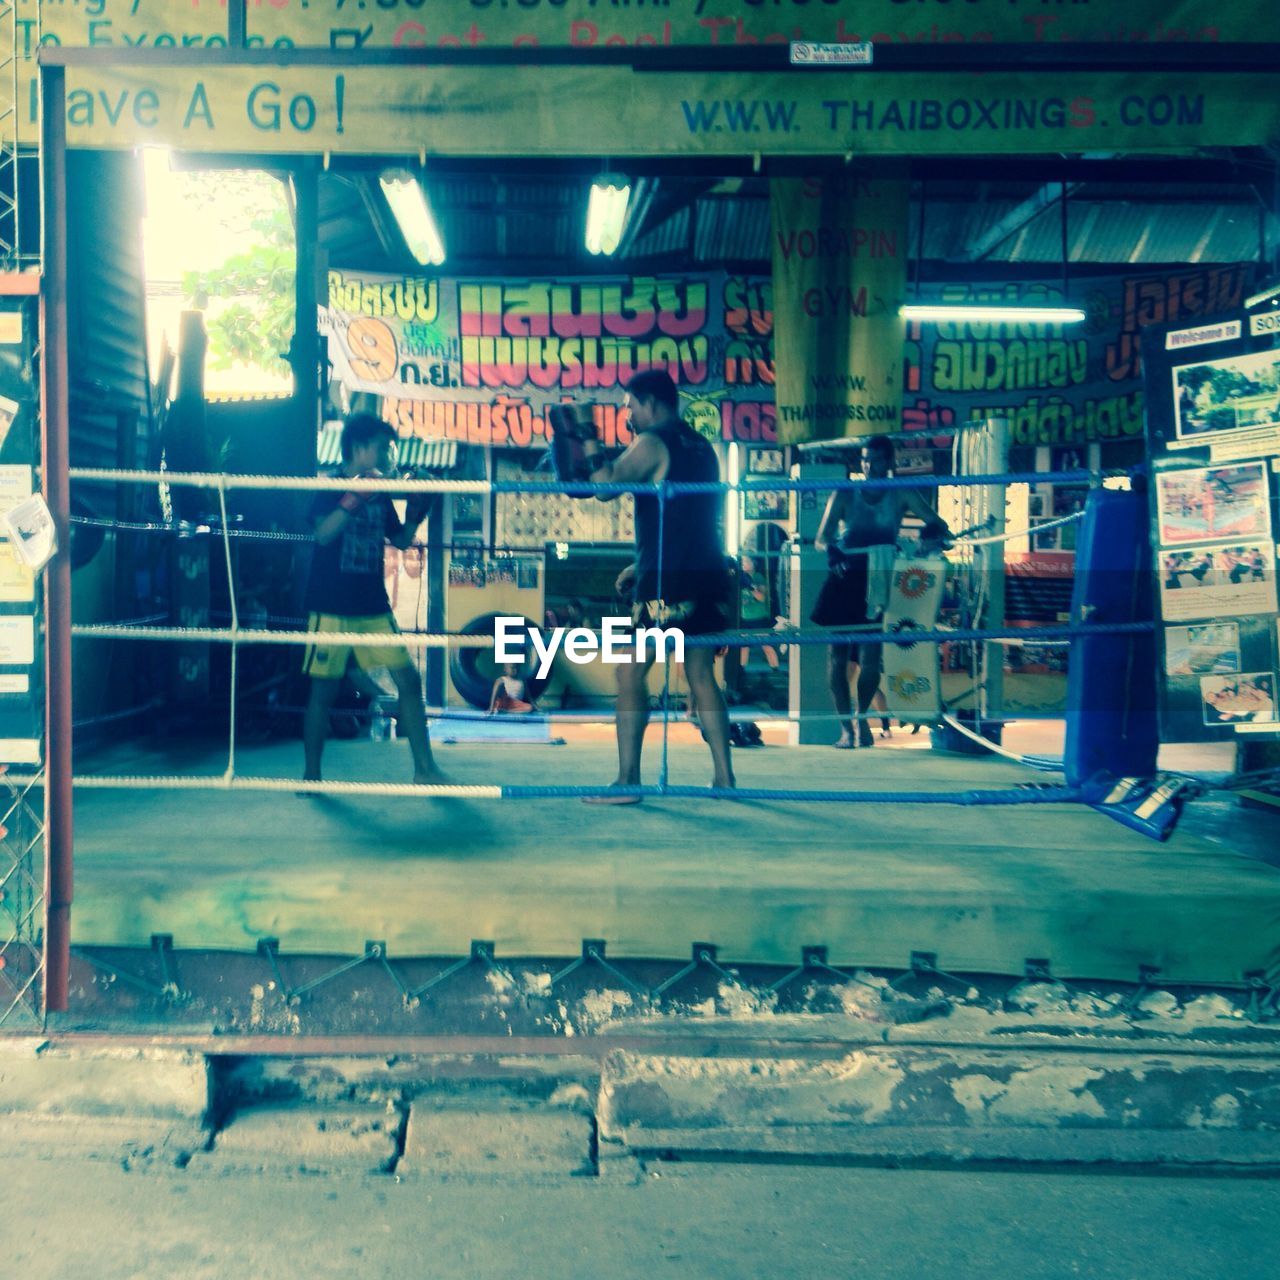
left=54, top=937, right=1280, bottom=1039
left=0, top=768, right=45, bottom=1027
left=0, top=0, right=20, bottom=267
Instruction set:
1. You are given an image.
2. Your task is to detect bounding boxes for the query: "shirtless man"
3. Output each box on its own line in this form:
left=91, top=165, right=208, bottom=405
left=579, top=369, right=734, bottom=803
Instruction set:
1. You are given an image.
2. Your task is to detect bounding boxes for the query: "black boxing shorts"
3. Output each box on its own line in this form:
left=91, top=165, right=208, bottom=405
left=630, top=596, right=727, bottom=639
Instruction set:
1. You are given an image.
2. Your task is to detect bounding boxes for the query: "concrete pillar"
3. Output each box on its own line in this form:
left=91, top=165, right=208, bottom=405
left=789, top=463, right=845, bottom=746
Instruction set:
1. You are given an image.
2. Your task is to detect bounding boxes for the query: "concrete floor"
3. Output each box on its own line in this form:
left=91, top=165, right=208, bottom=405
left=3, top=1154, right=1277, bottom=1280
left=69, top=728, right=1280, bottom=984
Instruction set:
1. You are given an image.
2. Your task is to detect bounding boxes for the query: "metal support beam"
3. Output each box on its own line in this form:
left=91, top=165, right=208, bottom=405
left=959, top=182, right=1081, bottom=263
left=39, top=66, right=71, bottom=1016
left=36, top=43, right=1280, bottom=75
left=290, top=158, right=321, bottom=471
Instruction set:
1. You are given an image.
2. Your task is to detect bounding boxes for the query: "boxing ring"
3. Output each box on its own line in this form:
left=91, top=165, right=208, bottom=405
left=4, top=458, right=1278, bottom=1033
left=64, top=464, right=1131, bottom=803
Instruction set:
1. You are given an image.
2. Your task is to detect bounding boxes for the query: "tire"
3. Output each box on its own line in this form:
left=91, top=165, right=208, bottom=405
left=449, top=611, right=539, bottom=710
left=70, top=497, right=107, bottom=571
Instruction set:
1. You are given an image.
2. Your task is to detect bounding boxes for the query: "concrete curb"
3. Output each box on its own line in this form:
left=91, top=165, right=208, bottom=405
left=0, top=1039, right=209, bottom=1120
left=4, top=1031, right=1280, bottom=1170
left=400, top=1107, right=593, bottom=1178
left=0, top=1114, right=208, bottom=1166
left=194, top=1103, right=400, bottom=1175
left=598, top=1045, right=1280, bottom=1166
left=599, top=1125, right=1280, bottom=1169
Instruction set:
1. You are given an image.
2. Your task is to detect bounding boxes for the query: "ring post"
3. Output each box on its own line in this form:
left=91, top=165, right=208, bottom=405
left=981, top=417, right=1009, bottom=727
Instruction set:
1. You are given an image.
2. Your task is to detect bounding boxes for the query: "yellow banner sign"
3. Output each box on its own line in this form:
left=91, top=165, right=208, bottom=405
left=20, top=2, right=1280, bottom=147
left=58, top=65, right=1280, bottom=156
left=770, top=175, right=907, bottom=444
left=16, top=0, right=233, bottom=142
left=18, top=0, right=1280, bottom=57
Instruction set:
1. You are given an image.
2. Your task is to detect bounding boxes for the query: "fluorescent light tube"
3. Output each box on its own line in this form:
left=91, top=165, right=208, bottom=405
left=1245, top=280, right=1280, bottom=310
left=585, top=174, right=631, bottom=257
left=901, top=305, right=1085, bottom=324
left=379, top=169, right=445, bottom=267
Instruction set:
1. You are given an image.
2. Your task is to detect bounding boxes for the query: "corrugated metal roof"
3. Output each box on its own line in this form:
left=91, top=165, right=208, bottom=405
left=628, top=206, right=688, bottom=259
left=67, top=151, right=151, bottom=469
left=317, top=426, right=458, bottom=471
left=319, top=168, right=1265, bottom=275
left=692, top=196, right=772, bottom=263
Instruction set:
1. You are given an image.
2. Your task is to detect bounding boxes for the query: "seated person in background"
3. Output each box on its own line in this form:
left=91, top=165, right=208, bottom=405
left=488, top=663, right=537, bottom=715
left=720, top=554, right=781, bottom=708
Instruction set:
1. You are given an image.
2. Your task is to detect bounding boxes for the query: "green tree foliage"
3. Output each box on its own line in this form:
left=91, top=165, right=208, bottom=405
left=182, top=205, right=296, bottom=375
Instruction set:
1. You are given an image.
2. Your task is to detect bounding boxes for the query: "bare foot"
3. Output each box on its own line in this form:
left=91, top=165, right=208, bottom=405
left=832, top=734, right=855, bottom=749
left=583, top=783, right=643, bottom=806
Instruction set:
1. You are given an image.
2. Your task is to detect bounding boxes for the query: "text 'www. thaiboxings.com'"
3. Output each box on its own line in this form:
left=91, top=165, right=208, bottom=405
left=679, top=94, right=1206, bottom=137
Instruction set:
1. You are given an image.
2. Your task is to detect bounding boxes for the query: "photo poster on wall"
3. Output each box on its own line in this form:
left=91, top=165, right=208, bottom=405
left=1142, top=309, right=1280, bottom=741
left=0, top=295, right=42, bottom=764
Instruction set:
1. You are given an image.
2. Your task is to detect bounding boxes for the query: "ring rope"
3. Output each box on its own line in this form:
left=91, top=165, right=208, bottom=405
left=72, top=774, right=503, bottom=798
left=65, top=773, right=1081, bottom=805
left=69, top=466, right=1128, bottom=497
left=67, top=620, right=1153, bottom=648
left=71, top=510, right=1083, bottom=551
left=501, top=783, right=1082, bottom=805
left=954, top=509, right=1085, bottom=547
left=68, top=694, right=1062, bottom=730
left=938, top=713, right=1062, bottom=771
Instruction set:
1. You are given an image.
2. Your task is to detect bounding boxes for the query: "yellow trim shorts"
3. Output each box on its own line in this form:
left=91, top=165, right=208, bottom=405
left=302, top=612, right=413, bottom=679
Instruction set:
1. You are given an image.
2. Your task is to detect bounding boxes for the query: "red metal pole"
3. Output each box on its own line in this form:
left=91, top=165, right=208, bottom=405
left=40, top=65, right=72, bottom=1015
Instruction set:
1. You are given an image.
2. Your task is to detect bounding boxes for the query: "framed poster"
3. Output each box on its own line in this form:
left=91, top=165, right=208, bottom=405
left=1164, top=622, right=1241, bottom=676
left=1143, top=308, right=1280, bottom=742
left=1171, top=343, right=1280, bottom=456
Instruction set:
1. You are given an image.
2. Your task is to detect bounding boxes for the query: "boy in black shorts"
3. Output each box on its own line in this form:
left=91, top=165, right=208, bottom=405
left=301, top=413, right=440, bottom=785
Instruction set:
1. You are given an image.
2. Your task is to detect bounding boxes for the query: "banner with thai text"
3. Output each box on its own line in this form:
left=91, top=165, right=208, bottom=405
left=324, top=263, right=1254, bottom=451
left=322, top=269, right=776, bottom=450
left=769, top=174, right=907, bottom=445
left=901, top=264, right=1255, bottom=450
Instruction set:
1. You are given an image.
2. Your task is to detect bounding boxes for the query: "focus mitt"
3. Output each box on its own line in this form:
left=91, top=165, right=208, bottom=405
left=548, top=403, right=600, bottom=486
